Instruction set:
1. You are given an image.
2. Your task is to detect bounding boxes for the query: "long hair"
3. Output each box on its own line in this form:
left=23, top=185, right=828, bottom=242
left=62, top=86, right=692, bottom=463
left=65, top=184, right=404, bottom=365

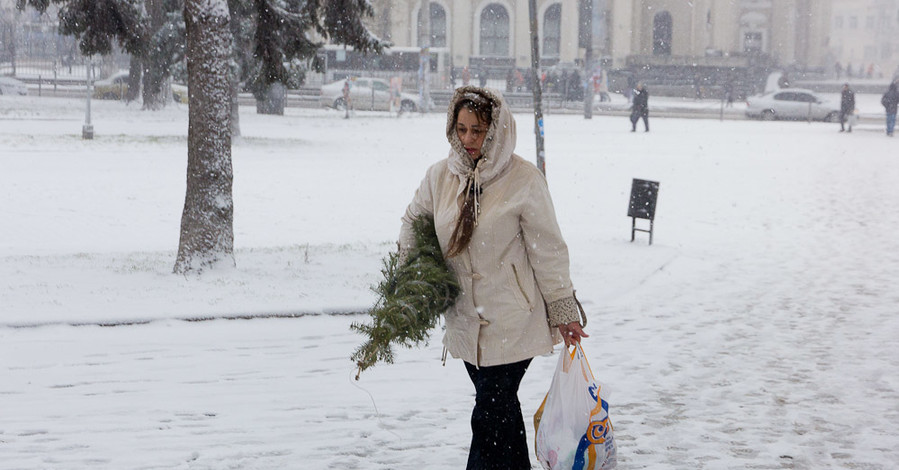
left=446, top=95, right=494, bottom=258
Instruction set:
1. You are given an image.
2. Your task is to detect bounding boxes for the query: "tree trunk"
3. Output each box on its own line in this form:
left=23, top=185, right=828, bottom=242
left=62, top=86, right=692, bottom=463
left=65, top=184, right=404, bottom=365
left=142, top=0, right=171, bottom=110
left=256, top=82, right=286, bottom=115
left=174, top=0, right=234, bottom=274
left=126, top=58, right=142, bottom=103
left=231, top=70, right=241, bottom=137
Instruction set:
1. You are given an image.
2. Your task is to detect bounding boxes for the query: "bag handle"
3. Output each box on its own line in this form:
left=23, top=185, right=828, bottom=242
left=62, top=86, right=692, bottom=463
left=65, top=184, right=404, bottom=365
left=573, top=290, right=588, bottom=328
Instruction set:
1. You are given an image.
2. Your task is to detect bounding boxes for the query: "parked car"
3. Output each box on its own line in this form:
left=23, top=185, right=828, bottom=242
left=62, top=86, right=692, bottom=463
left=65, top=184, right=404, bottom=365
left=171, top=83, right=188, bottom=103
left=320, top=77, right=421, bottom=112
left=746, top=89, right=839, bottom=122
left=0, top=76, right=28, bottom=96
left=93, top=71, right=131, bottom=100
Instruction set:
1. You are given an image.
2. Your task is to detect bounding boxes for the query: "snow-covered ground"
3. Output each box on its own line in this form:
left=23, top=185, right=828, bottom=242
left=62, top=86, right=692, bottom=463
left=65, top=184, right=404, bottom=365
left=1, top=94, right=897, bottom=469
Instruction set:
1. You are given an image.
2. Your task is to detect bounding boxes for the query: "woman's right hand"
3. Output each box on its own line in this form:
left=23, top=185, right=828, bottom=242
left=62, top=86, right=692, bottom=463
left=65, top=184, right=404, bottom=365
left=558, top=321, right=588, bottom=347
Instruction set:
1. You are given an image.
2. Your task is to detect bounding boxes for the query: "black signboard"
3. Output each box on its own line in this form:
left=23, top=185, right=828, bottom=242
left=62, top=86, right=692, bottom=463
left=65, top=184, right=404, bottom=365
left=628, top=179, right=660, bottom=244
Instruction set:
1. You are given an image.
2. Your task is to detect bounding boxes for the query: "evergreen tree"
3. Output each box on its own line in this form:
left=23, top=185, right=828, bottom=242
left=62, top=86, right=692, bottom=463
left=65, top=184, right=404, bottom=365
left=16, top=0, right=182, bottom=110
left=352, top=216, right=459, bottom=380
left=19, top=0, right=389, bottom=115
left=140, top=0, right=185, bottom=110
left=245, top=0, right=389, bottom=114
left=20, top=0, right=390, bottom=274
left=18, top=0, right=147, bottom=57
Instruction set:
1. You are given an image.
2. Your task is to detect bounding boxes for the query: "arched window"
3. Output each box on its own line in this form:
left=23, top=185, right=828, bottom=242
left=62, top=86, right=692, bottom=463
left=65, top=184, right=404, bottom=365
left=653, top=11, right=672, bottom=56
left=480, top=4, right=510, bottom=56
left=543, top=3, right=562, bottom=57
left=418, top=3, right=447, bottom=48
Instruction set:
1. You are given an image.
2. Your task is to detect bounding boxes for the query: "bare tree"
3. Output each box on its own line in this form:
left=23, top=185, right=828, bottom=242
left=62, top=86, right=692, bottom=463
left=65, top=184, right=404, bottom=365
left=174, top=0, right=234, bottom=273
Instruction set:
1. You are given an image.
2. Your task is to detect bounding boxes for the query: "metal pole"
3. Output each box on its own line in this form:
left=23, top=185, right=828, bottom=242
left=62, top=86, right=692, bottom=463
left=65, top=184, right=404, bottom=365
left=528, top=0, right=545, bottom=175
left=419, top=0, right=431, bottom=113
left=83, top=57, right=94, bottom=140
left=720, top=95, right=724, bottom=121
left=582, top=0, right=594, bottom=119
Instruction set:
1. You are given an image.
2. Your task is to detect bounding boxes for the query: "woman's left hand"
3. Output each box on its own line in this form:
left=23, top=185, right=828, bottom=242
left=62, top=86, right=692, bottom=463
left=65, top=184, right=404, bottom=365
left=558, top=321, right=588, bottom=347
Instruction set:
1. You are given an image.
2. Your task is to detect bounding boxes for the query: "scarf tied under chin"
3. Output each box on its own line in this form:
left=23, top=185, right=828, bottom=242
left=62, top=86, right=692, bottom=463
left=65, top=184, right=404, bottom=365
left=458, top=156, right=483, bottom=227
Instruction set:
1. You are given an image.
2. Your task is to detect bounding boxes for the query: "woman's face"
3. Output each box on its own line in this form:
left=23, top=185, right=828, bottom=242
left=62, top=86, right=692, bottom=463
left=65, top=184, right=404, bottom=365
left=455, top=108, right=487, bottom=160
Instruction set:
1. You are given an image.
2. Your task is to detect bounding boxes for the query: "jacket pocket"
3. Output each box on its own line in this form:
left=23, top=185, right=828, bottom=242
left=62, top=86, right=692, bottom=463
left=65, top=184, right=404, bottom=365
left=510, top=263, right=533, bottom=310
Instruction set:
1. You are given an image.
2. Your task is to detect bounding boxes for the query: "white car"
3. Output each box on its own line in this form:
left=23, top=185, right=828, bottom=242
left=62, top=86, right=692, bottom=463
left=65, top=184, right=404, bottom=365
left=0, top=76, right=28, bottom=96
left=745, top=89, right=839, bottom=122
left=320, top=77, right=421, bottom=112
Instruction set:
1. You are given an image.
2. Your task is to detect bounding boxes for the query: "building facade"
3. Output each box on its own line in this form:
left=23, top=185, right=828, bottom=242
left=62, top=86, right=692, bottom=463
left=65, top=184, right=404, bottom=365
left=370, top=0, right=583, bottom=70
left=829, top=0, right=899, bottom=80
left=371, top=0, right=833, bottom=74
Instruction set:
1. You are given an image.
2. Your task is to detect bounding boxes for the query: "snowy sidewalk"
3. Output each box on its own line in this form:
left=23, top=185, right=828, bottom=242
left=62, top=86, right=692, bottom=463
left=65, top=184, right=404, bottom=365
left=1, top=96, right=898, bottom=469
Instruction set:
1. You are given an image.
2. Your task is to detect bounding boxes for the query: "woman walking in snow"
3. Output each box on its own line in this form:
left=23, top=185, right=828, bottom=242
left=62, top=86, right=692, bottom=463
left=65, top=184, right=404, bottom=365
left=398, top=86, right=588, bottom=469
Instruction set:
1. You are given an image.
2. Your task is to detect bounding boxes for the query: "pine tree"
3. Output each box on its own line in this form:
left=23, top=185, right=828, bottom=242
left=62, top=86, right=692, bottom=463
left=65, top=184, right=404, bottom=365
left=140, top=0, right=184, bottom=110
left=351, top=216, right=459, bottom=380
left=246, top=0, right=389, bottom=114
left=18, top=0, right=148, bottom=57
left=19, top=0, right=391, bottom=273
left=17, top=0, right=181, bottom=110
left=19, top=0, right=389, bottom=115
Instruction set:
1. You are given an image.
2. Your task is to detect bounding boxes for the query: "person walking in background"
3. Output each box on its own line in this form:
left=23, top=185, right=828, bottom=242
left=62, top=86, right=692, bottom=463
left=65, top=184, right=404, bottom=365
left=840, top=83, right=855, bottom=133
left=723, top=80, right=735, bottom=108
left=630, top=82, right=649, bottom=132
left=398, top=86, right=588, bottom=469
left=693, top=73, right=703, bottom=100
left=567, top=69, right=582, bottom=101
left=342, top=78, right=352, bottom=119
left=514, top=69, right=525, bottom=92
left=880, top=82, right=899, bottom=136
left=389, top=76, right=404, bottom=115
left=478, top=67, right=488, bottom=88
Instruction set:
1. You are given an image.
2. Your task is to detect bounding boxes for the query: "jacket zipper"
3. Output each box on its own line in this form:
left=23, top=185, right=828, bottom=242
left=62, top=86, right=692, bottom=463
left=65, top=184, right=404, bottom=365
left=511, top=264, right=531, bottom=305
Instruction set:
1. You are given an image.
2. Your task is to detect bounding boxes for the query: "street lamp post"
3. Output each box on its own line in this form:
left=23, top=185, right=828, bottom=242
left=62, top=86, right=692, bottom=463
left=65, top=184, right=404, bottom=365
left=419, top=0, right=431, bottom=114
left=581, top=0, right=594, bottom=119
left=528, top=0, right=545, bottom=175
left=83, top=57, right=94, bottom=140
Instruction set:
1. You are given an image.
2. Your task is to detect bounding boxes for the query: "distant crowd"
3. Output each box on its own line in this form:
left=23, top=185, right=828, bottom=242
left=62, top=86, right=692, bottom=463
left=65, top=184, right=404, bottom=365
left=451, top=66, right=599, bottom=102
left=834, top=61, right=889, bottom=81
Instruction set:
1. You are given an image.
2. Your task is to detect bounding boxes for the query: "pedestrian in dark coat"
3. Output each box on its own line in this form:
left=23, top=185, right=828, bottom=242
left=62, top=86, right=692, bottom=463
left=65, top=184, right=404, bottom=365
left=881, top=82, right=899, bottom=136
left=630, top=83, right=649, bottom=132
left=840, top=83, right=856, bottom=132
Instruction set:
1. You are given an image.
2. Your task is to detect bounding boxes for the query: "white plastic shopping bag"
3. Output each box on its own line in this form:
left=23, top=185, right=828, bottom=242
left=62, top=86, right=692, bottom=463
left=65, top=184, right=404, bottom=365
left=534, top=343, right=616, bottom=470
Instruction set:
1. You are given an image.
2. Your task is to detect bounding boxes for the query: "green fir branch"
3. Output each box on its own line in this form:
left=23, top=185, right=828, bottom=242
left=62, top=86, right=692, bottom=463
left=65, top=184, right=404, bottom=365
left=352, top=215, right=459, bottom=379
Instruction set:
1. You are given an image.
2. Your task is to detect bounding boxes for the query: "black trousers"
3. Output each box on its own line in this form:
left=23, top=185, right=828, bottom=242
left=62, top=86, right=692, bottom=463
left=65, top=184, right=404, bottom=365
left=464, top=359, right=533, bottom=470
left=840, top=110, right=852, bottom=130
left=631, top=113, right=649, bottom=131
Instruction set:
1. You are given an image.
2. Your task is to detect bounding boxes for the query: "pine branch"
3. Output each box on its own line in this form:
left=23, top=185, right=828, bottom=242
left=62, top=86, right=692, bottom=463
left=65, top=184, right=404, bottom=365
left=351, top=215, right=459, bottom=380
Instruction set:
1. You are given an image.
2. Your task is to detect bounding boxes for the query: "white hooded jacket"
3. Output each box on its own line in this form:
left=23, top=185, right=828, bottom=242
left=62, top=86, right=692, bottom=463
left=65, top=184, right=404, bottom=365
left=399, top=87, right=579, bottom=367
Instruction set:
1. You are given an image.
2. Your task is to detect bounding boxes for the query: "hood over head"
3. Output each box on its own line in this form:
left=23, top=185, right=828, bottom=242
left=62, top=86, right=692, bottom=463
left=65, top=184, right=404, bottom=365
left=445, top=86, right=516, bottom=186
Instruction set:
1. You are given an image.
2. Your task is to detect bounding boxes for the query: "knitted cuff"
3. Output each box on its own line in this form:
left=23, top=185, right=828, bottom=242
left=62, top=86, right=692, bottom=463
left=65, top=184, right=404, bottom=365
left=547, top=296, right=581, bottom=327
left=396, top=242, right=410, bottom=268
